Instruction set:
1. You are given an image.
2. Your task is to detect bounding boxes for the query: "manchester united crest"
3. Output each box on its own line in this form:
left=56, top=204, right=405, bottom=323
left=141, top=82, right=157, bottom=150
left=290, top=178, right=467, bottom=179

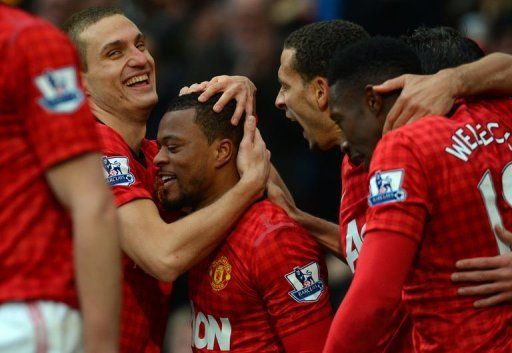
left=209, top=256, right=232, bottom=291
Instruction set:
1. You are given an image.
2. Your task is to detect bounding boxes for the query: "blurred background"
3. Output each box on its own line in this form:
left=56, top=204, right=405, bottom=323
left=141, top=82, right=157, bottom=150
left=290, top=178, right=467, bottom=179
left=7, top=0, right=512, bottom=351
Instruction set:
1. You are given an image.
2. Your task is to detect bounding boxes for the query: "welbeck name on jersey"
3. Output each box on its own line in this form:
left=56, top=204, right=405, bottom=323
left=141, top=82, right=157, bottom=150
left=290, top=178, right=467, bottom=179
left=445, top=121, right=512, bottom=162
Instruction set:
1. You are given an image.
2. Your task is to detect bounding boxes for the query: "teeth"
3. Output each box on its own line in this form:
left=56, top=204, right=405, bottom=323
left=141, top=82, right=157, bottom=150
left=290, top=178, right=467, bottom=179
left=125, top=74, right=149, bottom=86
left=161, top=176, right=175, bottom=183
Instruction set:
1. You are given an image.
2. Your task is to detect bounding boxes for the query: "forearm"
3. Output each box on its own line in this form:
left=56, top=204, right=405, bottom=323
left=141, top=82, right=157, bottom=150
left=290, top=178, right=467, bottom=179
left=294, top=210, right=342, bottom=259
left=73, top=200, right=121, bottom=353
left=452, top=53, right=512, bottom=97
left=123, top=177, right=264, bottom=282
left=323, top=231, right=417, bottom=353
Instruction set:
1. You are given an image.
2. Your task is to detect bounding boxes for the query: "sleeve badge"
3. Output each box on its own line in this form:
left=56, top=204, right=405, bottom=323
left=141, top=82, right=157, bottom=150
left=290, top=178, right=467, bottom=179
left=285, top=262, right=325, bottom=303
left=368, top=169, right=407, bottom=206
left=102, top=156, right=135, bottom=186
left=34, top=66, right=84, bottom=113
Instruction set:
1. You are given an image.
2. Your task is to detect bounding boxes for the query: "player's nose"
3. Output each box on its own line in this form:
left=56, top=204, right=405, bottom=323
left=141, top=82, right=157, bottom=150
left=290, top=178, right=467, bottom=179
left=153, top=146, right=168, bottom=167
left=275, top=89, right=286, bottom=110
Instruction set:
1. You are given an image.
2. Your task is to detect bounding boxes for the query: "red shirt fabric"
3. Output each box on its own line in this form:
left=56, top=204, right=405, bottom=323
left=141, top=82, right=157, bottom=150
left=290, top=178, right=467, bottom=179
left=331, top=98, right=512, bottom=353
left=189, top=200, right=332, bottom=352
left=339, top=156, right=413, bottom=353
left=0, top=5, right=99, bottom=308
left=97, top=123, right=173, bottom=353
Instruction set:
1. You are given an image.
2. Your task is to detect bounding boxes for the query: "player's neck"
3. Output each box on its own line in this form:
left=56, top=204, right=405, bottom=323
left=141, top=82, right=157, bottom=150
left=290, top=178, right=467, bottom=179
left=196, top=167, right=240, bottom=210
left=91, top=103, right=147, bottom=152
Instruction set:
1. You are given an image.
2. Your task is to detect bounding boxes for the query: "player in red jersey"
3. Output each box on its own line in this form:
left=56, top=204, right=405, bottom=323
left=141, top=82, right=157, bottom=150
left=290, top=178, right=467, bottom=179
left=155, top=93, right=333, bottom=353
left=0, top=4, right=121, bottom=353
left=64, top=7, right=270, bottom=353
left=325, top=36, right=512, bottom=353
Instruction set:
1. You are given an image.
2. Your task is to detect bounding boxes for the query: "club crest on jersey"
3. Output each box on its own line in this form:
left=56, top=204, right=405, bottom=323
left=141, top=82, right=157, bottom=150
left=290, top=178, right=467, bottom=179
left=35, top=66, right=84, bottom=113
left=101, top=156, right=135, bottom=186
left=209, top=256, right=232, bottom=291
left=285, top=262, right=324, bottom=303
left=368, top=169, right=407, bottom=206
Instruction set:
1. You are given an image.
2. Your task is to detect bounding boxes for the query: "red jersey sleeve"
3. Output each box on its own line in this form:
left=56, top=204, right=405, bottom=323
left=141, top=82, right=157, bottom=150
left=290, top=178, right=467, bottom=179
left=365, top=131, right=431, bottom=243
left=97, top=124, right=155, bottom=207
left=250, top=221, right=332, bottom=341
left=13, top=20, right=99, bottom=169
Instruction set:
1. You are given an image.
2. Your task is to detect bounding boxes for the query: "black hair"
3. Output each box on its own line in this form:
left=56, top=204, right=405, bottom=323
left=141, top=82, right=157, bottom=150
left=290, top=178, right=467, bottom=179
left=403, top=26, right=485, bottom=74
left=63, top=7, right=124, bottom=71
left=284, top=20, right=370, bottom=82
left=166, top=93, right=243, bottom=146
left=328, top=36, right=422, bottom=94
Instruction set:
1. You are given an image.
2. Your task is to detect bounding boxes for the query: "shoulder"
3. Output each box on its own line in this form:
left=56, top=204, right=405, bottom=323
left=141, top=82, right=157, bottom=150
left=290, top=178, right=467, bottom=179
left=96, top=123, right=131, bottom=154
left=237, top=200, right=318, bottom=251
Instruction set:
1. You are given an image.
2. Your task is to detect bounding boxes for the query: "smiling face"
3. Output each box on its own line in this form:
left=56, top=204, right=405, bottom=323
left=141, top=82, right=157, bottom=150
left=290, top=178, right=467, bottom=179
left=275, top=48, right=342, bottom=150
left=80, top=14, right=157, bottom=120
left=154, top=108, right=216, bottom=211
left=329, top=82, right=384, bottom=170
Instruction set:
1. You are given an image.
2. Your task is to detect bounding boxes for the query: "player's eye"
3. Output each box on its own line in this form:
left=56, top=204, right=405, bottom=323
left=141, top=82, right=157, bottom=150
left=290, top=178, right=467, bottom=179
left=108, top=50, right=122, bottom=58
left=136, top=42, right=146, bottom=51
left=167, top=145, right=179, bottom=153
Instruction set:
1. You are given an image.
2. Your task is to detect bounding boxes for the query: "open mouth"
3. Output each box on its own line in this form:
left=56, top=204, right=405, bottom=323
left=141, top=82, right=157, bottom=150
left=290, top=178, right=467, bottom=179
left=124, top=73, right=150, bottom=87
left=159, top=174, right=177, bottom=186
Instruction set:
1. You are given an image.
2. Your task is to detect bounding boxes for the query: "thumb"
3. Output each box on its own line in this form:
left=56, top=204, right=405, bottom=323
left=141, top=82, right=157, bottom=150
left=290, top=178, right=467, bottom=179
left=373, top=75, right=406, bottom=94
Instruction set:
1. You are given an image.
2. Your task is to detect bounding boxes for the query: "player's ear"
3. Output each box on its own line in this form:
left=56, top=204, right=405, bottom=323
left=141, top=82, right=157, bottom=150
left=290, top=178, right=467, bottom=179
left=365, top=85, right=383, bottom=116
left=214, top=139, right=234, bottom=169
left=80, top=72, right=91, bottom=97
left=313, top=76, right=329, bottom=111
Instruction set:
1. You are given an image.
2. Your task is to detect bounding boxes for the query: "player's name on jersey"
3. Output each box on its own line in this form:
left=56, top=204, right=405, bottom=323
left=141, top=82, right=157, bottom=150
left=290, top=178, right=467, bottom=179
left=445, top=121, right=511, bottom=162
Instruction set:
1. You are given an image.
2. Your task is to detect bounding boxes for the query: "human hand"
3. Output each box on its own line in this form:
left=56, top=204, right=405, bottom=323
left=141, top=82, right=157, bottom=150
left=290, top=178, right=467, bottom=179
left=451, top=225, right=512, bottom=308
left=180, top=75, right=256, bottom=125
left=373, top=69, right=459, bottom=133
left=237, top=115, right=270, bottom=199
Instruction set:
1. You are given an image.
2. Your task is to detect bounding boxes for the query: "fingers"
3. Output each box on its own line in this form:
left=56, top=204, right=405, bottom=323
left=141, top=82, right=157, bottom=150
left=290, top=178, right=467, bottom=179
left=473, top=292, right=512, bottom=308
left=457, top=281, right=512, bottom=296
left=179, top=81, right=208, bottom=96
left=496, top=225, right=512, bottom=246
left=241, top=115, right=257, bottom=145
left=198, top=82, right=223, bottom=103
left=451, top=269, right=503, bottom=283
left=455, top=255, right=507, bottom=271
left=382, top=99, right=403, bottom=134
left=213, top=88, right=244, bottom=112
left=373, top=75, right=407, bottom=94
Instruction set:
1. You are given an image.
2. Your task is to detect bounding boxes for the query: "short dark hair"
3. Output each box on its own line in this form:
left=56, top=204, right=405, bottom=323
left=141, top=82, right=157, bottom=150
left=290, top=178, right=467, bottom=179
left=284, top=20, right=369, bottom=82
left=328, top=36, right=422, bottom=94
left=166, top=93, right=243, bottom=146
left=403, top=26, right=485, bottom=74
left=63, top=7, right=123, bottom=71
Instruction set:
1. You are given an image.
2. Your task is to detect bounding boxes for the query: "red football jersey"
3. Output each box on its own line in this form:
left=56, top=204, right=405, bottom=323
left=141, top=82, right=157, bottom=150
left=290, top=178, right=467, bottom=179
left=97, top=123, right=173, bottom=353
left=339, top=156, right=412, bottom=353
left=366, top=98, right=512, bottom=353
left=189, top=200, right=332, bottom=352
left=0, top=5, right=99, bottom=307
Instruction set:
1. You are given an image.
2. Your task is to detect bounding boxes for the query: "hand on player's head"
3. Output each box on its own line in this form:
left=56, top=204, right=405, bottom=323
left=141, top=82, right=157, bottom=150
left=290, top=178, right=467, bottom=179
left=374, top=71, right=457, bottom=134
left=180, top=75, right=256, bottom=126
left=236, top=116, right=270, bottom=199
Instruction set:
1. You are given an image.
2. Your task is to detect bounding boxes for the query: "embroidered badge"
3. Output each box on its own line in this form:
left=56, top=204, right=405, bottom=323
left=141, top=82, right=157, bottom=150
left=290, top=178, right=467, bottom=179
left=368, top=169, right=407, bottom=206
left=34, top=66, right=84, bottom=113
left=209, top=256, right=232, bottom=291
left=102, top=156, right=135, bottom=186
left=285, top=262, right=325, bottom=303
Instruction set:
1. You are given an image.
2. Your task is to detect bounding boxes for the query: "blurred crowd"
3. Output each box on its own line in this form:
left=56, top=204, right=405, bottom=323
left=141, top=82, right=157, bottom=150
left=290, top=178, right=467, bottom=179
left=12, top=0, right=512, bottom=224
left=10, top=0, right=512, bottom=351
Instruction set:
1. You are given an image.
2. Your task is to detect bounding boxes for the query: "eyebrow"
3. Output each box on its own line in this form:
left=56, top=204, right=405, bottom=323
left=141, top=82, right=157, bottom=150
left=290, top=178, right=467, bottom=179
left=160, top=134, right=183, bottom=143
left=100, top=33, right=145, bottom=54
